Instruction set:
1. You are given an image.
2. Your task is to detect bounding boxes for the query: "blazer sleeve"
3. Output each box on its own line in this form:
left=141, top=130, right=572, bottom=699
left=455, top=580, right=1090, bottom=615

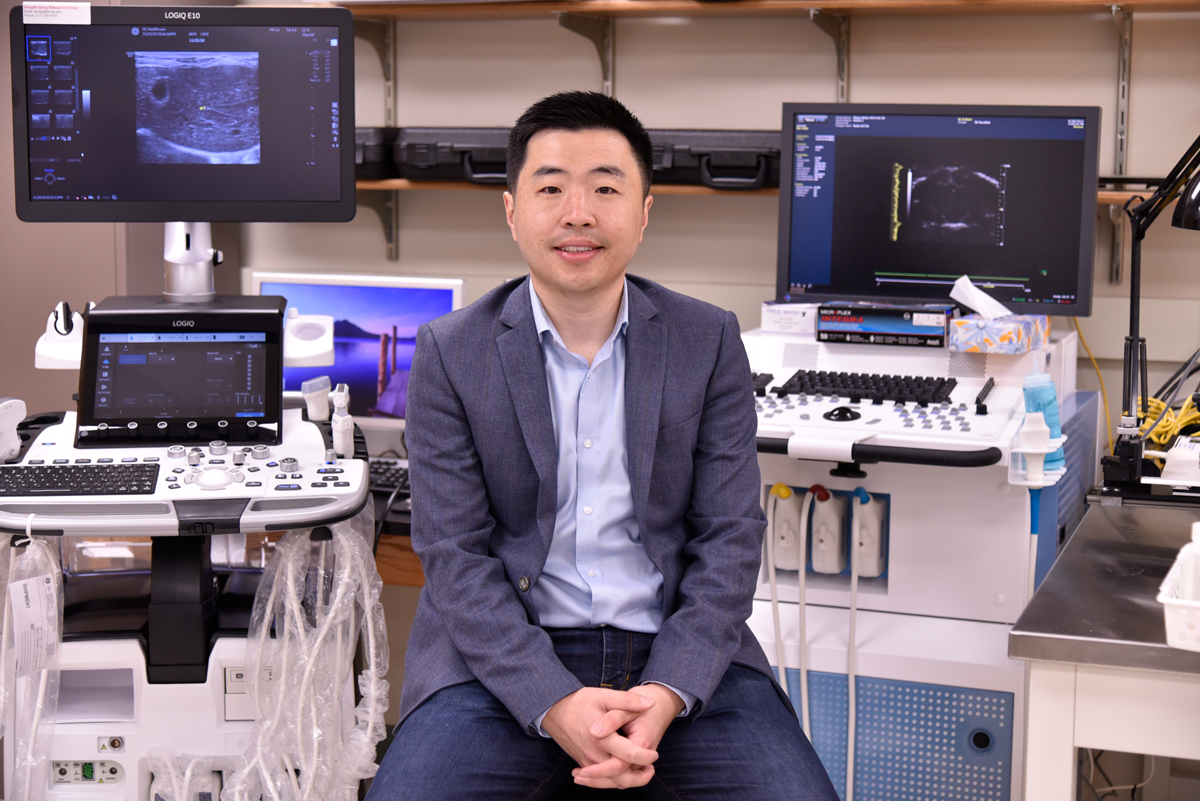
left=405, top=323, right=583, bottom=734
left=638, top=310, right=767, bottom=712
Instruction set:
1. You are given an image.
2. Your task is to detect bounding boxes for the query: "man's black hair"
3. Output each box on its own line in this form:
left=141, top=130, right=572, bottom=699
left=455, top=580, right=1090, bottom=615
left=506, top=91, right=654, bottom=197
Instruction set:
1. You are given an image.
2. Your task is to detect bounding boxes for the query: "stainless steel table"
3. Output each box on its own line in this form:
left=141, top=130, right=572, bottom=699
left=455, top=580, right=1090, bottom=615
left=1009, top=503, right=1200, bottom=800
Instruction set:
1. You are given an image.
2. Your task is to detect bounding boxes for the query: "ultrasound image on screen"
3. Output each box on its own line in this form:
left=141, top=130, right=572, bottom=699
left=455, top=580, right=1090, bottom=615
left=899, top=163, right=1004, bottom=245
left=135, top=51, right=260, bottom=165
left=794, top=132, right=1085, bottom=306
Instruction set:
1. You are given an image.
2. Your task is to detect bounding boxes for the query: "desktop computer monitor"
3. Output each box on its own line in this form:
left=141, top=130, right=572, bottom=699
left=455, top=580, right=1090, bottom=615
left=10, top=4, right=355, bottom=223
left=245, top=271, right=463, bottom=420
left=776, top=103, right=1100, bottom=317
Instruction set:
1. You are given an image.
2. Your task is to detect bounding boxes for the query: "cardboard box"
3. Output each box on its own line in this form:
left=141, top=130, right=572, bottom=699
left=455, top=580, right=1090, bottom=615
left=761, top=301, right=819, bottom=334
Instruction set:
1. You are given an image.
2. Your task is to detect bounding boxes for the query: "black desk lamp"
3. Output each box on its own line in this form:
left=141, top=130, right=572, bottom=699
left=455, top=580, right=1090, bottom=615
left=1103, top=133, right=1200, bottom=489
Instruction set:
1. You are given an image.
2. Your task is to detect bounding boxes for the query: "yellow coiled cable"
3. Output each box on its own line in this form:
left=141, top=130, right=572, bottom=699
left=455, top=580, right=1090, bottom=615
left=1138, top=394, right=1200, bottom=449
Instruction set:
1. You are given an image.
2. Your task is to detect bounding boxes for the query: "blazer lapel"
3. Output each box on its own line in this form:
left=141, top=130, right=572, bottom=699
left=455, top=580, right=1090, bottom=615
left=495, top=279, right=559, bottom=551
left=624, top=282, right=666, bottom=530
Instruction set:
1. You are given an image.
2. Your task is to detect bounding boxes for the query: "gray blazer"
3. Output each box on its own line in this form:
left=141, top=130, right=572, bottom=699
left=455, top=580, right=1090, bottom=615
left=399, top=274, right=773, bottom=734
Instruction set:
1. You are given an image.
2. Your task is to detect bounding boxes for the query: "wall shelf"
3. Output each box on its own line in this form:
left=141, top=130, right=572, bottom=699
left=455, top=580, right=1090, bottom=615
left=355, top=179, right=777, bottom=196
left=357, top=180, right=1155, bottom=206
left=344, top=0, right=1200, bottom=21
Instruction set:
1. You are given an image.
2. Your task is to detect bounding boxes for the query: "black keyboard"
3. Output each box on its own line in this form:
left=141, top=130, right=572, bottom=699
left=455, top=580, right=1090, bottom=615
left=0, top=464, right=159, bottom=495
left=755, top=370, right=958, bottom=406
left=368, top=458, right=409, bottom=494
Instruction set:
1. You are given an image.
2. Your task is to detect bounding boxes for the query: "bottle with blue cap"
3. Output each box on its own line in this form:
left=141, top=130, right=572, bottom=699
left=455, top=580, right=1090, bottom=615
left=1023, top=373, right=1065, bottom=472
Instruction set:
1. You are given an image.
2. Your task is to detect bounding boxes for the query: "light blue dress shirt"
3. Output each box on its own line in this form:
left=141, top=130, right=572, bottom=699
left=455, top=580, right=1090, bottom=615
left=528, top=280, right=696, bottom=730
left=528, top=281, right=664, bottom=633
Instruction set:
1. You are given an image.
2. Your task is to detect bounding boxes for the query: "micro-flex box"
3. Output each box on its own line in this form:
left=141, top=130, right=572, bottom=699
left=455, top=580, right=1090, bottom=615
left=816, top=303, right=955, bottom=348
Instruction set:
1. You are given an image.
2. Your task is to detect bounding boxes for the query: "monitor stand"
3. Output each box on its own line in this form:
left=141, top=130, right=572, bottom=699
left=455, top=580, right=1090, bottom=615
left=163, top=221, right=222, bottom=303
left=156, top=221, right=232, bottom=682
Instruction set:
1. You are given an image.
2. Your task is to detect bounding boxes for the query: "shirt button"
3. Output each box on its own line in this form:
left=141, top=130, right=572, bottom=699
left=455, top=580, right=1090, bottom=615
left=518, top=576, right=530, bottom=592
left=583, top=506, right=592, bottom=515
left=586, top=570, right=595, bottom=577
left=584, top=439, right=592, bottom=449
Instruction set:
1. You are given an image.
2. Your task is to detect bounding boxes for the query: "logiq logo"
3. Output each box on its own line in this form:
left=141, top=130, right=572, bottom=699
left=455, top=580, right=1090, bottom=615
left=173, top=320, right=195, bottom=328
left=164, top=11, right=200, bottom=20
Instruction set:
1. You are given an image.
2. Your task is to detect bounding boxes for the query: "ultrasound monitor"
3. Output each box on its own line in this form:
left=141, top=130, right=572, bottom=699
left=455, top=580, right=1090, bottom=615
left=10, top=4, right=354, bottom=222
left=245, top=272, right=463, bottom=420
left=10, top=5, right=355, bottom=303
left=777, top=104, right=1100, bottom=317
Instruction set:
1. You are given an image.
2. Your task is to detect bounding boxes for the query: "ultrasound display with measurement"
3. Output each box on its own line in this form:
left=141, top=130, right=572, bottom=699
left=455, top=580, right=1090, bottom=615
left=10, top=5, right=355, bottom=222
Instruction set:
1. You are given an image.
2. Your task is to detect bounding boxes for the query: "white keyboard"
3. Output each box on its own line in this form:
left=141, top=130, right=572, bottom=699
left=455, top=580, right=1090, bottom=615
left=0, top=408, right=368, bottom=537
left=753, top=376, right=1024, bottom=466
left=742, top=329, right=1045, bottom=466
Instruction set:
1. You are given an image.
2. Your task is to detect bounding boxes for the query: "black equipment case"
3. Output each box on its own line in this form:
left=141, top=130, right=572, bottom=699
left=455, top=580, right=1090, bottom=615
left=355, top=127, right=400, bottom=180
left=648, top=129, right=780, bottom=190
left=356, top=127, right=783, bottom=190
left=395, top=127, right=510, bottom=184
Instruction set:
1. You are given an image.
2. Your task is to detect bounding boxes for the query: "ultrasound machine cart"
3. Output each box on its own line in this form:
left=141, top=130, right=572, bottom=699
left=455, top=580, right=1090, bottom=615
left=3, top=6, right=383, bottom=801
left=746, top=103, right=1103, bottom=801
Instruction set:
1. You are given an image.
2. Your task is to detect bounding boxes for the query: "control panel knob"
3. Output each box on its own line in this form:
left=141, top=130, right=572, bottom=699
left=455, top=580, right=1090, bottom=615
left=209, top=440, right=228, bottom=455
left=233, top=451, right=246, bottom=466
left=279, top=457, right=299, bottom=472
left=324, top=449, right=338, bottom=464
left=188, top=451, right=202, bottom=466
left=168, top=445, right=186, bottom=460
left=252, top=445, right=270, bottom=461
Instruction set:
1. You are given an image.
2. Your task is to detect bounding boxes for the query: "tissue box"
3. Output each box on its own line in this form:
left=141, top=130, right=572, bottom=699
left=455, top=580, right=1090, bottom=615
left=949, top=314, right=1049, bottom=354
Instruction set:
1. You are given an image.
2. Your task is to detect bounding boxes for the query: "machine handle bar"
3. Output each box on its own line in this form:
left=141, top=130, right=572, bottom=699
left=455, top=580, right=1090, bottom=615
left=755, top=438, right=1003, bottom=468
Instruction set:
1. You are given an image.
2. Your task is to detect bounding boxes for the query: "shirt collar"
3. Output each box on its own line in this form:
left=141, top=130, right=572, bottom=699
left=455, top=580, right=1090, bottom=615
left=529, top=276, right=629, bottom=351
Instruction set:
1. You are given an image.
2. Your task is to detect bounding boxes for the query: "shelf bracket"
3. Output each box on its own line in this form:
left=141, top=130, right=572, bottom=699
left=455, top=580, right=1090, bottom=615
left=810, top=9, right=849, bottom=103
left=358, top=189, right=400, bottom=261
left=558, top=13, right=615, bottom=97
left=1109, top=6, right=1132, bottom=284
left=356, top=17, right=396, bottom=126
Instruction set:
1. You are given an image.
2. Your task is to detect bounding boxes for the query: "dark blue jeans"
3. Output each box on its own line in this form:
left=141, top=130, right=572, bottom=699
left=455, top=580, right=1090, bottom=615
left=368, top=627, right=838, bottom=800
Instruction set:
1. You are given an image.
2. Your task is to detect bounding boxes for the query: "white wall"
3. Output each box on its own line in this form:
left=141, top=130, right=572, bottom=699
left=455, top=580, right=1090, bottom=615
left=239, top=10, right=1200, bottom=441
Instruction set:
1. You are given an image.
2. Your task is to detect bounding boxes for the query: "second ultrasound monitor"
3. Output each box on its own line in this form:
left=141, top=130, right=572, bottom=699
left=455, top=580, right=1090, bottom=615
left=776, top=103, right=1100, bottom=317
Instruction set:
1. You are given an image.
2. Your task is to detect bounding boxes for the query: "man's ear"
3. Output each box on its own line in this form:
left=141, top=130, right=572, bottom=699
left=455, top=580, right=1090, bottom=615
left=638, top=193, right=653, bottom=243
left=503, top=191, right=518, bottom=241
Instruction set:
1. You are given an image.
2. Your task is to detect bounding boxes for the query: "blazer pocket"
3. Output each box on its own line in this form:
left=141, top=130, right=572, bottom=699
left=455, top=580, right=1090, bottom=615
left=657, top=409, right=702, bottom=441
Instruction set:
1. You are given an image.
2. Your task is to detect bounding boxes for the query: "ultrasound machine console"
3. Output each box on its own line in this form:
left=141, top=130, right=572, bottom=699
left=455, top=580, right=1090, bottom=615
left=752, top=104, right=1099, bottom=470
left=4, top=8, right=381, bottom=801
left=1, top=296, right=368, bottom=538
left=746, top=103, right=1101, bottom=801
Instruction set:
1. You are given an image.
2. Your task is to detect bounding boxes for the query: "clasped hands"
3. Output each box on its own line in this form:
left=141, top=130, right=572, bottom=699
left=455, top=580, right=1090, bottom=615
left=541, top=684, right=685, bottom=789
